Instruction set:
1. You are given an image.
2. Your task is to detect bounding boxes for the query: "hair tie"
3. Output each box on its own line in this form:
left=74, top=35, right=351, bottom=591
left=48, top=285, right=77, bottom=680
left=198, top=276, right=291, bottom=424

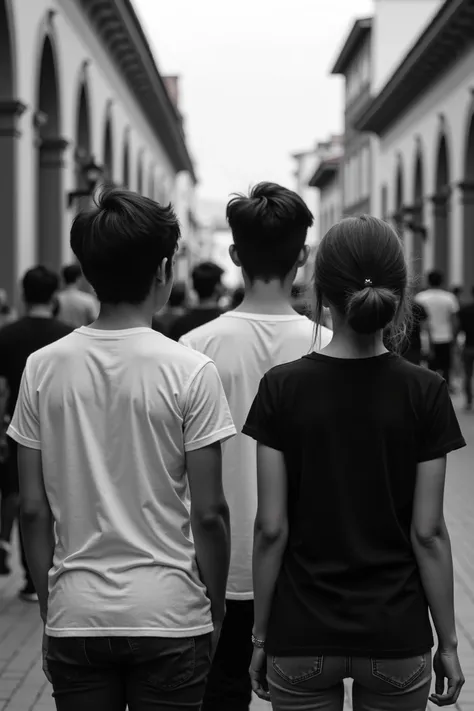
left=364, top=278, right=373, bottom=287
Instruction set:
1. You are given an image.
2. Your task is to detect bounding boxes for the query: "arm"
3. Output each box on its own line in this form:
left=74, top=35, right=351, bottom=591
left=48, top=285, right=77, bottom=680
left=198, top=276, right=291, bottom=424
left=411, top=456, right=464, bottom=705
left=187, top=441, right=230, bottom=625
left=252, top=443, right=288, bottom=641
left=17, top=445, right=54, bottom=623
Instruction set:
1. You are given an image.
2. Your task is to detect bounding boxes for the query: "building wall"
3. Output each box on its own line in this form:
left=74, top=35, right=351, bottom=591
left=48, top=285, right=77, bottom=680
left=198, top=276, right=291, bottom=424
left=2, top=0, right=194, bottom=302
left=320, top=175, right=342, bottom=239
left=372, top=0, right=443, bottom=93
left=374, top=46, right=474, bottom=287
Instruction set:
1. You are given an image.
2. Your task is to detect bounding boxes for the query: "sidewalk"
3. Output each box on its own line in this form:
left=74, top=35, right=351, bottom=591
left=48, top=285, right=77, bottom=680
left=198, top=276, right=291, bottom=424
left=1, top=404, right=473, bottom=711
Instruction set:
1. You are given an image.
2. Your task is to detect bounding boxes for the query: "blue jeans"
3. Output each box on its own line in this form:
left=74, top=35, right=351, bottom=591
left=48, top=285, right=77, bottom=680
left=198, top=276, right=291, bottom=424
left=267, top=652, right=432, bottom=711
left=46, top=635, right=212, bottom=711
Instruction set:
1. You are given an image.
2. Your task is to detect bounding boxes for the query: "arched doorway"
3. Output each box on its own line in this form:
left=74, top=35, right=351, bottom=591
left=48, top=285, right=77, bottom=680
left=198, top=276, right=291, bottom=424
left=122, top=129, right=130, bottom=188
left=103, top=109, right=113, bottom=184
left=0, top=0, right=23, bottom=299
left=75, top=82, right=91, bottom=189
left=37, top=34, right=65, bottom=271
left=148, top=166, right=155, bottom=200
left=137, top=150, right=144, bottom=194
left=412, top=151, right=424, bottom=279
left=433, top=134, right=450, bottom=279
left=463, top=112, right=474, bottom=290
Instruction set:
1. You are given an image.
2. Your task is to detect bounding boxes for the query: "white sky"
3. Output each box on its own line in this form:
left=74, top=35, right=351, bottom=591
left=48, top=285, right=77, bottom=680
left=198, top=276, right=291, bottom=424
left=133, top=0, right=373, bottom=202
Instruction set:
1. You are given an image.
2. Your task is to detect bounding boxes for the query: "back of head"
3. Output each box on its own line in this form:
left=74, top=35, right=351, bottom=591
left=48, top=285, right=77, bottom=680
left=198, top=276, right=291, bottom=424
left=427, top=270, right=443, bottom=288
left=22, top=266, right=59, bottom=305
left=314, top=215, right=408, bottom=337
left=70, top=187, right=181, bottom=304
left=168, top=281, right=187, bottom=308
left=62, top=263, right=82, bottom=286
left=226, top=182, right=313, bottom=282
left=191, top=261, right=224, bottom=301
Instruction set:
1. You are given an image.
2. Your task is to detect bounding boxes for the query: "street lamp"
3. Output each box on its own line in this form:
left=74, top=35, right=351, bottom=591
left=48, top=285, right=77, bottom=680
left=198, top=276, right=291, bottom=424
left=67, top=157, right=103, bottom=208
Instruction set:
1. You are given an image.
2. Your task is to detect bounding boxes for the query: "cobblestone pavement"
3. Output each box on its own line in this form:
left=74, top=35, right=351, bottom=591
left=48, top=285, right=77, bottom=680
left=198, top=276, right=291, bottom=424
left=0, top=400, right=473, bottom=711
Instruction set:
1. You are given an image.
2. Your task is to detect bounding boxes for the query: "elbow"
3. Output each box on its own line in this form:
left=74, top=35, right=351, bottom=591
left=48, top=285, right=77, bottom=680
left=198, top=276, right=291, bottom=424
left=255, top=518, right=288, bottom=547
left=411, top=522, right=447, bottom=549
left=193, top=500, right=230, bottom=531
left=20, top=503, right=50, bottom=526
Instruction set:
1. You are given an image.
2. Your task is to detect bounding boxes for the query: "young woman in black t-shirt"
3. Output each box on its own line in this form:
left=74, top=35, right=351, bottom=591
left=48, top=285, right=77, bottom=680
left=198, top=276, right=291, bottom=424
left=243, top=216, right=466, bottom=711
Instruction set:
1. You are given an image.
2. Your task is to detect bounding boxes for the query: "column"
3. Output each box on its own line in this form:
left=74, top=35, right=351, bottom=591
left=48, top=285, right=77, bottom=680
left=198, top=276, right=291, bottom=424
left=449, top=183, right=464, bottom=288
left=431, top=192, right=450, bottom=278
left=38, top=137, right=69, bottom=271
left=0, top=100, right=27, bottom=300
left=460, top=182, right=474, bottom=290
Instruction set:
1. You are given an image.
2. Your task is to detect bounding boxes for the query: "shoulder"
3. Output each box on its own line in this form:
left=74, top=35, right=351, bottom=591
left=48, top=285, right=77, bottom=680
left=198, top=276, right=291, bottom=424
left=389, top=355, right=445, bottom=394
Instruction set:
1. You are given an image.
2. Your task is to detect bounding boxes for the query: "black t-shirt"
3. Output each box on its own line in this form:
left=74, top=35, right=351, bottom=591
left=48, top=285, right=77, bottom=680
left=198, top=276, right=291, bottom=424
left=0, top=316, right=73, bottom=416
left=458, top=302, right=474, bottom=348
left=169, top=307, right=222, bottom=342
left=243, top=352, right=465, bottom=658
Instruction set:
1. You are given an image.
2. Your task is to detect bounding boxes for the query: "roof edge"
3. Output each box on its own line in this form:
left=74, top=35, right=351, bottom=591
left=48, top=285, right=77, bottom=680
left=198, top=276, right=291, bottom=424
left=331, top=17, right=373, bottom=75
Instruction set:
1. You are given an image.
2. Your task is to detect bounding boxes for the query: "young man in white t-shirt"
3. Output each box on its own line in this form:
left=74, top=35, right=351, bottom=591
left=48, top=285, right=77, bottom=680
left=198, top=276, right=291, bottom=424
left=8, top=188, right=236, bottom=710
left=180, top=182, right=332, bottom=711
left=416, top=270, right=459, bottom=387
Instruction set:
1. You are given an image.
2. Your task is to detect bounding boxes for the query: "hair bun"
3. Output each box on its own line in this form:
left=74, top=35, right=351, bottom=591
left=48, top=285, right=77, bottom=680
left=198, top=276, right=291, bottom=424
left=346, top=286, right=398, bottom=335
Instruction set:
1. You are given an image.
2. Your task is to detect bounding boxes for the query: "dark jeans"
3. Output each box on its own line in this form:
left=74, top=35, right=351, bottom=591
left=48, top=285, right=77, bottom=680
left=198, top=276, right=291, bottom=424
left=202, top=600, right=253, bottom=711
left=46, top=634, right=212, bottom=711
left=429, top=342, right=453, bottom=386
left=268, top=652, right=432, bottom=711
left=463, top=346, right=474, bottom=406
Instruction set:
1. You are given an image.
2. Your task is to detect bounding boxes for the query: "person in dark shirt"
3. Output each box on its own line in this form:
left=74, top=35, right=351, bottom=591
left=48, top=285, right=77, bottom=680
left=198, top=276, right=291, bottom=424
left=151, top=281, right=187, bottom=336
left=244, top=215, right=466, bottom=710
left=458, top=286, right=474, bottom=410
left=169, top=261, right=224, bottom=341
left=0, top=266, right=72, bottom=599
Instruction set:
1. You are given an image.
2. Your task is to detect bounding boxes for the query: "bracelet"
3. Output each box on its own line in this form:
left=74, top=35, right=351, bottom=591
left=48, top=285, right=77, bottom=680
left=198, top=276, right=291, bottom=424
left=252, top=633, right=265, bottom=648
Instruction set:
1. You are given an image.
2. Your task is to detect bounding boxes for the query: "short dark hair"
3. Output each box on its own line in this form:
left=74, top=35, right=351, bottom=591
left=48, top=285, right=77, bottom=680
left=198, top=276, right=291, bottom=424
left=22, top=266, right=59, bottom=305
left=313, top=215, right=408, bottom=339
left=62, top=263, right=82, bottom=285
left=70, top=188, right=180, bottom=304
left=427, top=270, right=443, bottom=288
left=169, top=282, right=186, bottom=308
left=192, top=261, right=224, bottom=300
left=226, top=182, right=313, bottom=282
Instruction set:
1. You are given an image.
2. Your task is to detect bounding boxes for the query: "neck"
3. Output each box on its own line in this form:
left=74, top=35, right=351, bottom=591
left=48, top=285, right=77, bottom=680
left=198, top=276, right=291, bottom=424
left=93, top=302, right=153, bottom=330
left=236, top=277, right=296, bottom=316
left=197, top=297, right=218, bottom=308
left=65, top=283, right=78, bottom=290
left=322, top=325, right=387, bottom=359
left=27, top=305, right=52, bottom=318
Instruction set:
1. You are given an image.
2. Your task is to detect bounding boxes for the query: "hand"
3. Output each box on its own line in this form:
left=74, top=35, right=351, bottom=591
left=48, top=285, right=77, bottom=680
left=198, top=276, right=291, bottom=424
left=42, top=631, right=52, bottom=684
left=430, top=647, right=464, bottom=706
left=210, top=619, right=223, bottom=661
left=249, top=646, right=270, bottom=702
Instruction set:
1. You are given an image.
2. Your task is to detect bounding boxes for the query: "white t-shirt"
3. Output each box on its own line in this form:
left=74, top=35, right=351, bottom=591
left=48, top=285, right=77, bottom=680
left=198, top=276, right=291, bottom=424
left=180, top=312, right=332, bottom=600
left=415, top=289, right=459, bottom=344
left=8, top=327, right=236, bottom=637
left=57, top=288, right=99, bottom=328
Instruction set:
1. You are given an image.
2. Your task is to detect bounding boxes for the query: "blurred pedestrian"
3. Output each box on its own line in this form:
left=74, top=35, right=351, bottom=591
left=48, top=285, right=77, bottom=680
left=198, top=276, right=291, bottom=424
left=8, top=189, right=235, bottom=709
left=151, top=281, right=187, bottom=336
left=0, top=266, right=72, bottom=599
left=415, top=270, right=459, bottom=387
left=457, top=286, right=474, bottom=411
left=56, top=263, right=99, bottom=328
left=180, top=182, right=332, bottom=711
left=169, top=261, right=224, bottom=341
left=400, top=294, right=428, bottom=365
left=229, top=285, right=245, bottom=310
left=0, top=289, right=16, bottom=329
left=245, top=215, right=465, bottom=710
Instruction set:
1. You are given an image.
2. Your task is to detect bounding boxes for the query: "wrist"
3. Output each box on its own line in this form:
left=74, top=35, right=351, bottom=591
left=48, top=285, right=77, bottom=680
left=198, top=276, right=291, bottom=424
left=439, top=639, right=458, bottom=653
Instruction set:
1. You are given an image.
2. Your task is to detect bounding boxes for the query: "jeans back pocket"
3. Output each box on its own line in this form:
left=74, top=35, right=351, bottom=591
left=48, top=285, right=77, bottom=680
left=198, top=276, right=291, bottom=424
left=272, top=655, right=324, bottom=685
left=371, top=654, right=428, bottom=689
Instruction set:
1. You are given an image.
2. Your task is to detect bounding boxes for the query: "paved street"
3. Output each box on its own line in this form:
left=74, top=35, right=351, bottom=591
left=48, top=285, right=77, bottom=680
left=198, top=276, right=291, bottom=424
left=0, top=398, right=473, bottom=711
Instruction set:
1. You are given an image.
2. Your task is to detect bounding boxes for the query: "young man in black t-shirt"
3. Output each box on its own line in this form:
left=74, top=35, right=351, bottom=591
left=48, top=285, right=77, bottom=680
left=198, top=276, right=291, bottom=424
left=458, top=286, right=474, bottom=410
left=0, top=267, right=72, bottom=600
left=169, top=261, right=224, bottom=341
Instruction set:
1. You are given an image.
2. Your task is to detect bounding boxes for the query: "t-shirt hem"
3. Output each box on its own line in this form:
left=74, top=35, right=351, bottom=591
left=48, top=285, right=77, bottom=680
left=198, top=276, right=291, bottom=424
left=417, top=437, right=466, bottom=462
left=241, top=425, right=283, bottom=451
left=46, top=623, right=214, bottom=638
left=184, top=426, right=236, bottom=452
left=6, top=425, right=41, bottom=450
left=226, top=591, right=254, bottom=601
left=266, top=642, right=434, bottom=659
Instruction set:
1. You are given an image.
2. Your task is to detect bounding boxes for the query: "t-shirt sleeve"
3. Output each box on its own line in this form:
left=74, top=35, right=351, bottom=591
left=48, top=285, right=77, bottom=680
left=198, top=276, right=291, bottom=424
left=417, top=380, right=466, bottom=462
left=183, top=361, right=236, bottom=452
left=7, top=358, right=41, bottom=450
left=449, top=293, right=460, bottom=313
left=242, top=372, right=284, bottom=451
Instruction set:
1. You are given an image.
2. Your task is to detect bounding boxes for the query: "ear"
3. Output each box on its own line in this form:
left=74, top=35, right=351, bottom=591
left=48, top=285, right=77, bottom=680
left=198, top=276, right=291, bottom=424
left=156, top=257, right=170, bottom=286
left=229, top=244, right=241, bottom=267
left=296, top=245, right=310, bottom=269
